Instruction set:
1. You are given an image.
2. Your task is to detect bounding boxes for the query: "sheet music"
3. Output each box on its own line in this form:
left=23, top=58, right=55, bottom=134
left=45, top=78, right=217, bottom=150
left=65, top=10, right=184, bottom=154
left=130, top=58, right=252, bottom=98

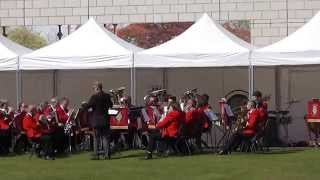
left=224, top=104, right=234, bottom=117
left=141, top=108, right=150, bottom=123
left=205, top=109, right=219, bottom=122
left=108, top=109, right=119, bottom=116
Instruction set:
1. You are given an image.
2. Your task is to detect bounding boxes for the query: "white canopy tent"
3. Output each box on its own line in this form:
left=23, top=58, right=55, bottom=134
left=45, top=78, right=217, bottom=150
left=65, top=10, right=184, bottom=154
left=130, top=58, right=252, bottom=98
left=253, top=12, right=320, bottom=66
left=136, top=13, right=252, bottom=68
left=136, top=13, right=254, bottom=96
left=251, top=12, right=320, bottom=142
left=20, top=18, right=142, bottom=103
left=21, top=18, right=141, bottom=70
left=0, top=35, right=32, bottom=71
left=0, top=35, right=32, bottom=106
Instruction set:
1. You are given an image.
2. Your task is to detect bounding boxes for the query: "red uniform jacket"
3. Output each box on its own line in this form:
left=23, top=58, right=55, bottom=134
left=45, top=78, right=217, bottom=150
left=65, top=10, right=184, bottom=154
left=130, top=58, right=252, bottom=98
left=197, top=107, right=210, bottom=130
left=243, top=109, right=259, bottom=137
left=43, top=105, right=53, bottom=117
left=22, top=113, right=42, bottom=139
left=156, top=111, right=184, bottom=138
left=143, top=105, right=162, bottom=129
left=185, top=108, right=200, bottom=135
left=0, top=111, right=13, bottom=130
left=56, top=105, right=69, bottom=124
left=14, top=111, right=26, bottom=131
left=259, top=102, right=268, bottom=121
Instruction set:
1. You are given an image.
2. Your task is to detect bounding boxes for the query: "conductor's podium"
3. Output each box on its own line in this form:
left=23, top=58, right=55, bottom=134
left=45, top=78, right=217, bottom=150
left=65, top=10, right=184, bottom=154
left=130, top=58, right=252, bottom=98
left=110, top=107, right=129, bottom=130
left=306, top=99, right=320, bottom=123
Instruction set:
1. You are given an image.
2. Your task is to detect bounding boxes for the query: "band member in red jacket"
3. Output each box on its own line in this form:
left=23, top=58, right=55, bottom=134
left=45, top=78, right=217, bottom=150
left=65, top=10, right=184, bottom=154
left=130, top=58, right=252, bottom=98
left=56, top=97, right=70, bottom=125
left=184, top=99, right=199, bottom=136
left=219, top=100, right=259, bottom=155
left=145, top=102, right=184, bottom=159
left=0, top=100, right=14, bottom=154
left=253, top=91, right=268, bottom=127
left=54, top=97, right=72, bottom=153
left=13, top=102, right=28, bottom=132
left=142, top=96, right=162, bottom=129
left=23, top=105, right=54, bottom=160
left=44, top=98, right=58, bottom=118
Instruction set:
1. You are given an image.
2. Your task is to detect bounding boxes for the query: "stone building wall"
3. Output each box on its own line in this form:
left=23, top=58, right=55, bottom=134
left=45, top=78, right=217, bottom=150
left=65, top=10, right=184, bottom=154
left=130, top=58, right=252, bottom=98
left=1, top=0, right=320, bottom=46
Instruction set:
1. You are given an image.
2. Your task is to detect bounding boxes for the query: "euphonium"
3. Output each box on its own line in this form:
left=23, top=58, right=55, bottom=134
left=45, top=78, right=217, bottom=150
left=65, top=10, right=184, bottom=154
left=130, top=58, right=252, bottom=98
left=233, top=105, right=248, bottom=133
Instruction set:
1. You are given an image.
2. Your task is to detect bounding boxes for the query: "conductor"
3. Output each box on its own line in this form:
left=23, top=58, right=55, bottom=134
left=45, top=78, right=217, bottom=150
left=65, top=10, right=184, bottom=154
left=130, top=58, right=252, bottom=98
left=86, top=81, right=113, bottom=160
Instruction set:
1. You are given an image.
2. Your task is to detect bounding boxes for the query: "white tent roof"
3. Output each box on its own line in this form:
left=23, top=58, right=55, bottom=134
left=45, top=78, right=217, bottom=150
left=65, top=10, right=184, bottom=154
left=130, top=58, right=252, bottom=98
left=21, top=18, right=142, bottom=70
left=136, top=13, right=251, bottom=68
left=0, top=35, right=32, bottom=71
left=253, top=12, right=320, bottom=66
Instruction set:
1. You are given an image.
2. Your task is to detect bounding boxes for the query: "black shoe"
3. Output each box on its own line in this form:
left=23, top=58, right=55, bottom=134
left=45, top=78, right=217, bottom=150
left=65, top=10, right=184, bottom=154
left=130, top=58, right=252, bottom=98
left=101, top=153, right=111, bottom=160
left=218, top=150, right=229, bottom=155
left=91, top=155, right=100, bottom=160
left=45, top=156, right=55, bottom=160
left=144, top=152, right=152, bottom=160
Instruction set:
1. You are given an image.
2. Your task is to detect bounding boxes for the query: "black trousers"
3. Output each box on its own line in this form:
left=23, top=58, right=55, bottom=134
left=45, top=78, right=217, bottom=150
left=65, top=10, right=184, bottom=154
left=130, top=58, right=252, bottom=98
left=0, top=129, right=11, bottom=154
left=126, top=127, right=137, bottom=149
left=222, top=132, right=252, bottom=153
left=146, top=132, right=176, bottom=154
left=31, top=135, right=54, bottom=157
left=52, top=127, right=68, bottom=153
left=93, top=127, right=110, bottom=156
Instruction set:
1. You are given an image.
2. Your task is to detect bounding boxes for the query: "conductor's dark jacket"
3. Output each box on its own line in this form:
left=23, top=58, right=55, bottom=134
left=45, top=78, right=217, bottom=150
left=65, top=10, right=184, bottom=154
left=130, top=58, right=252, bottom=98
left=87, top=91, right=113, bottom=129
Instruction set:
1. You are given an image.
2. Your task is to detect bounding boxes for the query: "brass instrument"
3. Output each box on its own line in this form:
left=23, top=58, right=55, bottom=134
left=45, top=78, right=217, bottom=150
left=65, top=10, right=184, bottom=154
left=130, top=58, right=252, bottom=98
left=109, top=87, right=126, bottom=105
left=232, top=105, right=248, bottom=133
left=150, top=88, right=167, bottom=102
left=180, top=88, right=198, bottom=111
left=184, top=88, right=198, bottom=99
left=49, top=104, right=59, bottom=126
left=38, top=114, right=50, bottom=130
left=64, top=107, right=77, bottom=135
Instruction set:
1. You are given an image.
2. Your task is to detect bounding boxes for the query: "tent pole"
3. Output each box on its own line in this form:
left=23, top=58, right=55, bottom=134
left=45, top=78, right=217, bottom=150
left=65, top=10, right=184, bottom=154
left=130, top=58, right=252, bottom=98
left=130, top=53, right=135, bottom=105
left=15, top=56, right=20, bottom=108
left=87, top=0, right=90, bottom=20
left=248, top=66, right=251, bottom=98
left=133, top=58, right=136, bottom=106
left=53, top=70, right=57, bottom=97
left=275, top=67, right=281, bottom=111
left=251, top=64, right=254, bottom=96
left=248, top=49, right=253, bottom=98
left=162, top=68, right=167, bottom=90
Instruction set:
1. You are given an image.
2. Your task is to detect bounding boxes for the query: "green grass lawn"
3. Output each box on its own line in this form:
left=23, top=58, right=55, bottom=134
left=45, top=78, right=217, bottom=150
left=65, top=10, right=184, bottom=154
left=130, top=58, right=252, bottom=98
left=0, top=148, right=319, bottom=180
